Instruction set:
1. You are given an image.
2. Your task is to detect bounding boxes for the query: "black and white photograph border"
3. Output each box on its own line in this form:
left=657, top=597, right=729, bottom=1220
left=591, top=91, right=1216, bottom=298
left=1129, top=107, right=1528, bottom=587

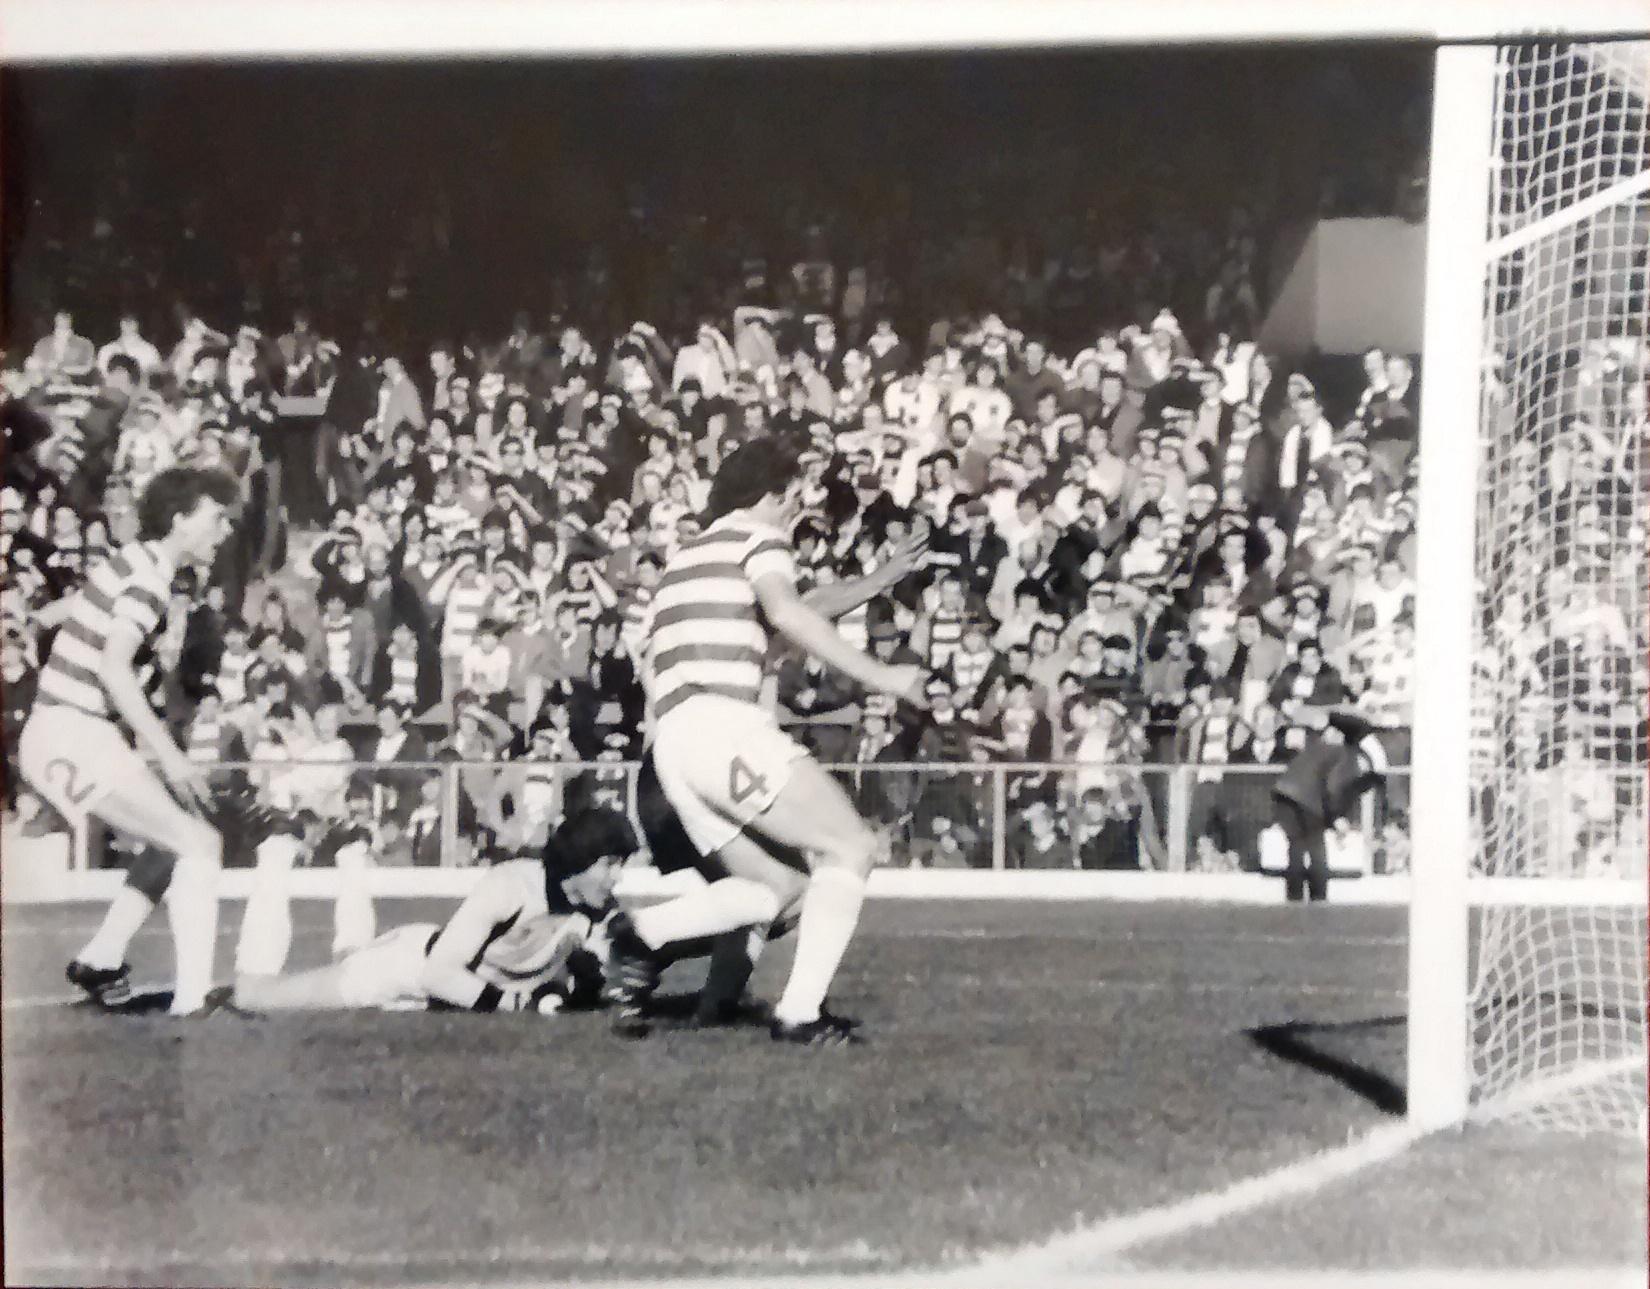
left=1, top=2, right=1647, bottom=1287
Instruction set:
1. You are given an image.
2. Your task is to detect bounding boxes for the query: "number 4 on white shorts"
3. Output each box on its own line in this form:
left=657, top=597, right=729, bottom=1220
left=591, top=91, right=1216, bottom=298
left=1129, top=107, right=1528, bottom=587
left=728, top=755, right=769, bottom=807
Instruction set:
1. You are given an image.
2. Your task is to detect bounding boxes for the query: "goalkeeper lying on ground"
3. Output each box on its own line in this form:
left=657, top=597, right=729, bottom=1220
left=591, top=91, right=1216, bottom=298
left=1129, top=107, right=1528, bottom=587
left=228, top=806, right=637, bottom=1013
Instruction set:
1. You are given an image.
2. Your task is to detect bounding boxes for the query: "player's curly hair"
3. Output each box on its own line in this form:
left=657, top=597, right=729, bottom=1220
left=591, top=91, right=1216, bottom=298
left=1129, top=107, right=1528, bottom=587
left=704, top=436, right=807, bottom=521
left=546, top=806, right=638, bottom=881
left=137, top=466, right=239, bottom=541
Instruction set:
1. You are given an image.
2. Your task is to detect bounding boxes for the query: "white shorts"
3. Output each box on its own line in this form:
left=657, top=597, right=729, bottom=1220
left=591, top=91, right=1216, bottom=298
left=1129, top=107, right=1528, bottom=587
left=18, top=705, right=152, bottom=827
left=652, top=694, right=809, bottom=856
left=337, top=922, right=440, bottom=1011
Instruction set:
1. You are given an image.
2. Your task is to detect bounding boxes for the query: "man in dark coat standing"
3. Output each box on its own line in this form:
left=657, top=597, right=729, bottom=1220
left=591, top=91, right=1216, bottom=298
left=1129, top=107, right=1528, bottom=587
left=1270, top=707, right=1388, bottom=902
left=936, top=498, right=1010, bottom=603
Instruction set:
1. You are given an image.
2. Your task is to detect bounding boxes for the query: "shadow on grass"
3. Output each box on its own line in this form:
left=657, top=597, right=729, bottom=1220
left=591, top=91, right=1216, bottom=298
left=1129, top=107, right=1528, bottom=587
left=1246, top=1014, right=1407, bottom=1116
left=106, top=989, right=178, bottom=1015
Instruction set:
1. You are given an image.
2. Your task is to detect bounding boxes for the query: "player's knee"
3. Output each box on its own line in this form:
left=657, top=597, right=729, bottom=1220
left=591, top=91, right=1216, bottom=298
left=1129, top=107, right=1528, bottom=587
left=814, top=819, right=880, bottom=880
left=770, top=888, right=805, bottom=940
left=731, top=877, right=783, bottom=927
left=757, top=859, right=807, bottom=921
left=174, top=818, right=223, bottom=873
left=124, top=849, right=176, bottom=902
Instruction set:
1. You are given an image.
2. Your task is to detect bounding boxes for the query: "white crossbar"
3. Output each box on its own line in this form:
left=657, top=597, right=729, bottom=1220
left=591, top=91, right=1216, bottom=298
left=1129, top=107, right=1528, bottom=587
left=1485, top=168, right=1650, bottom=261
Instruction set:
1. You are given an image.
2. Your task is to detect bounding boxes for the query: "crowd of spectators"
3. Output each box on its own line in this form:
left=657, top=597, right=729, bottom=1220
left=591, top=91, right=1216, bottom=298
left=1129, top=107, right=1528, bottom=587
left=2, top=217, right=1640, bottom=876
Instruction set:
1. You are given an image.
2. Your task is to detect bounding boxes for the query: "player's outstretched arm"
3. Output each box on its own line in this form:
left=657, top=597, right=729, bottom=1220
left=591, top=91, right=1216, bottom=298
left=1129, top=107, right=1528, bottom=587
left=754, top=571, right=926, bottom=706
left=800, top=529, right=930, bottom=622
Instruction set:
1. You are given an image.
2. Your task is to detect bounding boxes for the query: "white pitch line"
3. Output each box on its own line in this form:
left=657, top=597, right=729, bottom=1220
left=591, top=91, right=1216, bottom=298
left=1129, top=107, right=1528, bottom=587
left=948, top=1056, right=1648, bottom=1283
left=3, top=917, right=1405, bottom=950
left=1, top=977, right=1406, bottom=1013
left=887, top=975, right=1405, bottom=1000
left=3, top=984, right=170, bottom=1011
left=902, top=929, right=1405, bottom=948
left=3, top=924, right=332, bottom=939
left=955, top=1120, right=1430, bottom=1281
left=6, top=1239, right=894, bottom=1280
left=1, top=922, right=1407, bottom=949
left=423, top=1273, right=1646, bottom=1289
left=15, top=1253, right=1637, bottom=1289
left=2, top=994, right=82, bottom=1011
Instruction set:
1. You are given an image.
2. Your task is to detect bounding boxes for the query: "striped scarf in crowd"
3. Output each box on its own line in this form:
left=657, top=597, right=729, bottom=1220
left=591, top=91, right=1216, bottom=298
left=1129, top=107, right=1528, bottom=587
left=386, top=645, right=420, bottom=706
left=925, top=611, right=966, bottom=671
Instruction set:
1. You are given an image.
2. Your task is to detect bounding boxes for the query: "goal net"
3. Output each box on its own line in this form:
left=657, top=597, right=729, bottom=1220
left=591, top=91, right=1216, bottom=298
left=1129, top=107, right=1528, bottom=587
left=1468, top=39, right=1649, bottom=1133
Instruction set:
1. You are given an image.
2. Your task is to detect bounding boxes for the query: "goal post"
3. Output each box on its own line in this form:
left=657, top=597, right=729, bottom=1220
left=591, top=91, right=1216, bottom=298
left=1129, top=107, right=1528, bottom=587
left=1411, top=36, right=1649, bottom=1135
left=1407, top=43, right=1498, bottom=1132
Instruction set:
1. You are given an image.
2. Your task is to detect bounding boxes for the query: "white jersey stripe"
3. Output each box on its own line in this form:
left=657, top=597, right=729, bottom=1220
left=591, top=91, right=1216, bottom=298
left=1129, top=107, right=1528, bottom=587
left=658, top=557, right=751, bottom=581
left=651, top=587, right=763, bottom=613
left=36, top=540, right=175, bottom=721
left=656, top=661, right=763, bottom=689
left=653, top=617, right=767, bottom=644
left=647, top=513, right=795, bottom=719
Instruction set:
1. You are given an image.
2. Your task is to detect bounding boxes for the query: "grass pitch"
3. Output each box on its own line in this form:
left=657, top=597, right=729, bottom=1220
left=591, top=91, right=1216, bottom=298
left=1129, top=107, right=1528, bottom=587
left=3, top=898, right=1643, bottom=1285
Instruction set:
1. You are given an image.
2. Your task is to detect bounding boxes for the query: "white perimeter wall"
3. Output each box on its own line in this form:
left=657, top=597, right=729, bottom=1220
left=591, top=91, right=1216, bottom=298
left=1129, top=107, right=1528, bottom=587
left=1260, top=216, right=1429, bottom=356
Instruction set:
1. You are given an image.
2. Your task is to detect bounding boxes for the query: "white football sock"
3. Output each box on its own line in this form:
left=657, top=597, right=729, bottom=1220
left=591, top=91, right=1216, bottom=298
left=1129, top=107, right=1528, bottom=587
left=696, top=925, right=769, bottom=1017
left=772, top=867, right=867, bottom=1027
left=631, top=878, right=781, bottom=952
left=165, top=859, right=220, bottom=1014
left=331, top=840, right=376, bottom=957
left=235, top=836, right=300, bottom=977
left=78, top=887, right=156, bottom=970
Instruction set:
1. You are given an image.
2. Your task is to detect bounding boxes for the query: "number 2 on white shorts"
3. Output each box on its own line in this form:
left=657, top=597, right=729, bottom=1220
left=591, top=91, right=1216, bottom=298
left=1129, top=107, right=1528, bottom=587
left=44, top=756, right=97, bottom=809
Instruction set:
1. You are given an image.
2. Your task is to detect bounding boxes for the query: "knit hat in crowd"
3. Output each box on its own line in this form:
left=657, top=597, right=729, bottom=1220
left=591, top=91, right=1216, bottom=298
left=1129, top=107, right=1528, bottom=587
left=1095, top=696, right=1129, bottom=721
left=1290, top=582, right=1327, bottom=610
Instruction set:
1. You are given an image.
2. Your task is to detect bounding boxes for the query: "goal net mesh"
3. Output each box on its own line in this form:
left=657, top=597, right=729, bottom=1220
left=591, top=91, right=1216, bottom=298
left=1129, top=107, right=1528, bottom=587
left=1469, top=40, right=1648, bottom=1133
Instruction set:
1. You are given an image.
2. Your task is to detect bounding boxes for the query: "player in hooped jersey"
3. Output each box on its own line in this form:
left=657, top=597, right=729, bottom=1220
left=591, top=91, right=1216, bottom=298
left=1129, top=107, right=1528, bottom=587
left=609, top=437, right=927, bottom=1045
left=19, top=467, right=239, bottom=1016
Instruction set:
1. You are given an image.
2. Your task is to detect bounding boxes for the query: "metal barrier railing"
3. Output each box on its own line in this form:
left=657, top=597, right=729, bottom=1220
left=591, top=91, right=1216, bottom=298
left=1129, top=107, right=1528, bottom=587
left=39, top=755, right=1642, bottom=879
left=51, top=757, right=1432, bottom=875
